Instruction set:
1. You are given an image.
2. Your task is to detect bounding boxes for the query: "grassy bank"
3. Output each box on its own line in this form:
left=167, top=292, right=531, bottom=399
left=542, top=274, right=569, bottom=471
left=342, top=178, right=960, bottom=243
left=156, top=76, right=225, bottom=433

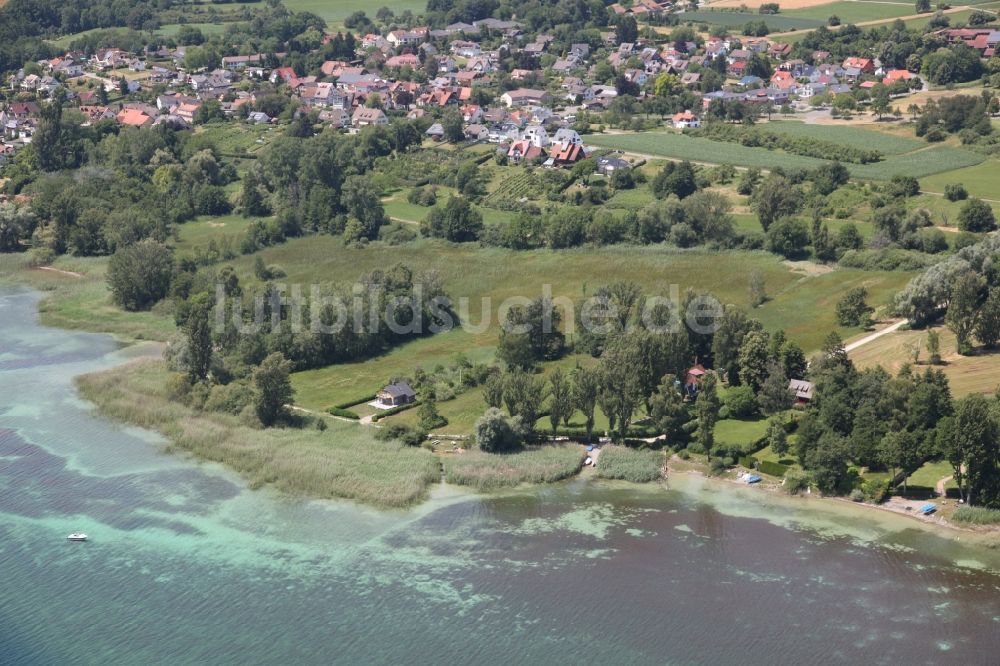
left=952, top=506, right=1000, bottom=525
left=0, top=254, right=175, bottom=342
left=442, top=445, right=584, bottom=491
left=595, top=446, right=665, bottom=482
left=75, top=359, right=441, bottom=507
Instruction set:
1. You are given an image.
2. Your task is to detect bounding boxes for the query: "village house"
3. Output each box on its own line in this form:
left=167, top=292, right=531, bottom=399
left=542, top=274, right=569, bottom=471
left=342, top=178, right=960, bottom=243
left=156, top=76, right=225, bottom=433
left=672, top=110, right=700, bottom=129
left=351, top=107, right=388, bottom=127
left=500, top=88, right=551, bottom=107
left=376, top=382, right=416, bottom=407
left=788, top=379, right=814, bottom=406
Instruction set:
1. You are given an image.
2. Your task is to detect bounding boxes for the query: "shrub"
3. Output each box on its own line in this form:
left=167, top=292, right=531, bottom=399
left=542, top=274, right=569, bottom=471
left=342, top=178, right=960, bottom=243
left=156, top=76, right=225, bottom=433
left=849, top=488, right=865, bottom=502
left=328, top=407, right=361, bottom=419
left=725, top=386, right=759, bottom=418
left=334, top=394, right=377, bottom=409
left=375, top=423, right=427, bottom=447
left=783, top=469, right=810, bottom=494
left=475, top=408, right=522, bottom=452
left=944, top=183, right=968, bottom=201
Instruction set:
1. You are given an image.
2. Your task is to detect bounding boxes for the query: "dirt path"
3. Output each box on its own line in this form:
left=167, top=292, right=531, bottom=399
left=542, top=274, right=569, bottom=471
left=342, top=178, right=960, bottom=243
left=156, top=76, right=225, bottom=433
left=37, top=266, right=84, bottom=278
left=844, top=319, right=906, bottom=353
left=936, top=474, right=953, bottom=497
left=288, top=404, right=361, bottom=425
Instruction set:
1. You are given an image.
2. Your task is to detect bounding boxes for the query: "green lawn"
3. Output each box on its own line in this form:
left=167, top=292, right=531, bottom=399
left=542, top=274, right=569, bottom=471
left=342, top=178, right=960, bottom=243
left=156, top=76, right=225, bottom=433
left=904, top=459, right=957, bottom=493
left=585, top=131, right=984, bottom=180
left=715, top=418, right=770, bottom=449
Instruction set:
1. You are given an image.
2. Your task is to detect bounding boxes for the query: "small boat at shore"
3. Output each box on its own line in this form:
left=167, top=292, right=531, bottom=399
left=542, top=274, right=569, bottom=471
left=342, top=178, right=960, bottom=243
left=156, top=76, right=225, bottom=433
left=67, top=533, right=88, bottom=541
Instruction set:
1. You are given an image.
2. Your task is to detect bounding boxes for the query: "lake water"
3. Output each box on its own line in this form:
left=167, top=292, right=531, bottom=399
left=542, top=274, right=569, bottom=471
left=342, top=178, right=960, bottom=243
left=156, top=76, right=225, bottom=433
left=1, top=284, right=999, bottom=665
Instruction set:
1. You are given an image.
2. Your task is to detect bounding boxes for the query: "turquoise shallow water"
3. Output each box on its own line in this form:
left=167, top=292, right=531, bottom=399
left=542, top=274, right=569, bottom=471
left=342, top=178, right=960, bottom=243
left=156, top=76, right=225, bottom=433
left=2, top=285, right=1000, bottom=665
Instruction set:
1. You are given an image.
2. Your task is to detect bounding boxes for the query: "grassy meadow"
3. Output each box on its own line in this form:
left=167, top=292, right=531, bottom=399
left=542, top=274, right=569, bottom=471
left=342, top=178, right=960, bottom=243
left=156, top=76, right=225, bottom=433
left=284, top=0, right=426, bottom=28
left=783, top=1, right=917, bottom=23
left=584, top=130, right=984, bottom=180
left=76, top=359, right=442, bottom=507
left=0, top=254, right=175, bottom=342
left=848, top=325, right=1000, bottom=396
left=239, top=236, right=914, bottom=415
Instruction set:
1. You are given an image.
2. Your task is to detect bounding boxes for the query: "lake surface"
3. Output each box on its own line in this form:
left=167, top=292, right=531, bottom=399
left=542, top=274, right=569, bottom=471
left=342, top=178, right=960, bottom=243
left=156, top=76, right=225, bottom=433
left=1, top=284, right=999, bottom=665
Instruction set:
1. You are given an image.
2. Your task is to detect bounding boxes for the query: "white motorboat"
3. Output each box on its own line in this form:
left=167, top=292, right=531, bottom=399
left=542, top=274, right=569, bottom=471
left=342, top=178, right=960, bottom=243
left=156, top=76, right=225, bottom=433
left=67, top=533, right=88, bottom=541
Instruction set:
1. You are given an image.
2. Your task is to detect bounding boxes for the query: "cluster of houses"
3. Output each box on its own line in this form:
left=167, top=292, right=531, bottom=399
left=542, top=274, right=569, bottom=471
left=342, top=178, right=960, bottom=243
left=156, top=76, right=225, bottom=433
left=0, top=6, right=968, bottom=169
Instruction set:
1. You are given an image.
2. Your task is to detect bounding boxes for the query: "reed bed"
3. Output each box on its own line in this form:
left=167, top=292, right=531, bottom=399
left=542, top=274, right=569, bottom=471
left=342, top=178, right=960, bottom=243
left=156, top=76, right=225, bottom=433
left=442, top=445, right=583, bottom=491
left=76, top=359, right=440, bottom=507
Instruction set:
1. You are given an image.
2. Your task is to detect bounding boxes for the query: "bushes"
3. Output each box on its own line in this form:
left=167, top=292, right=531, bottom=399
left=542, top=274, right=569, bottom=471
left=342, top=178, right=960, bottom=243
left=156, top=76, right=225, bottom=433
left=334, top=394, right=377, bottom=409
left=328, top=407, right=361, bottom=420
left=725, top=386, right=759, bottom=418
left=595, top=446, right=664, bottom=482
left=690, top=123, right=882, bottom=164
left=783, top=469, right=811, bottom=494
left=944, top=183, right=968, bottom=201
left=952, top=506, right=1000, bottom=524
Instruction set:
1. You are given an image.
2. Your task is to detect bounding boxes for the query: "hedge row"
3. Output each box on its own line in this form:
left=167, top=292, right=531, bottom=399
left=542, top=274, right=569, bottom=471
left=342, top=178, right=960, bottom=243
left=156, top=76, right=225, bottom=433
left=738, top=455, right=789, bottom=477
left=689, top=123, right=882, bottom=164
left=371, top=401, right=421, bottom=422
left=328, top=407, right=361, bottom=420
left=334, top=394, right=377, bottom=409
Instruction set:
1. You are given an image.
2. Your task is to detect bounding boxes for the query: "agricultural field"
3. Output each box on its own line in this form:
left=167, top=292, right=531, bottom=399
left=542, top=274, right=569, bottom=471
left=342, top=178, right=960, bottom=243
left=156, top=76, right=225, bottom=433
left=585, top=130, right=985, bottom=180
left=783, top=1, right=917, bottom=24
left=157, top=22, right=229, bottom=37
left=284, top=0, right=426, bottom=28
left=761, top=121, right=924, bottom=156
left=848, top=325, right=1000, bottom=396
left=677, top=10, right=825, bottom=30
left=921, top=160, right=1000, bottom=201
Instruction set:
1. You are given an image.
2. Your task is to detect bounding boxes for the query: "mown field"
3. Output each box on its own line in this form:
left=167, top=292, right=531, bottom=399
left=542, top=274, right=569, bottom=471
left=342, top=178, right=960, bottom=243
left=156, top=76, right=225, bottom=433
left=677, top=10, right=825, bottom=30
left=762, top=121, right=925, bottom=155
left=783, top=1, right=917, bottom=23
left=849, top=325, right=1000, bottom=396
left=921, top=160, right=1000, bottom=200
left=585, top=130, right=985, bottom=180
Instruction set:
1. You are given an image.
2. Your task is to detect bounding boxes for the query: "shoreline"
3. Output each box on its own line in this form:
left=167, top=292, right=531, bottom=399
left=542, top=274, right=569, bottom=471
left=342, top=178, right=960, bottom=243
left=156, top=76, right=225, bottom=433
left=665, top=462, right=999, bottom=539
left=3, top=274, right=998, bottom=540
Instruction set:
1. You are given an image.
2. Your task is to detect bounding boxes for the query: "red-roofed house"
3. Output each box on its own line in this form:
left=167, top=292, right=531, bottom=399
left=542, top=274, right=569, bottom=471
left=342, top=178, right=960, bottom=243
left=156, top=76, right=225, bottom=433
left=882, top=69, right=913, bottom=85
left=116, top=108, right=153, bottom=127
left=507, top=140, right=544, bottom=164
left=841, top=57, right=874, bottom=73
left=672, top=109, right=700, bottom=129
